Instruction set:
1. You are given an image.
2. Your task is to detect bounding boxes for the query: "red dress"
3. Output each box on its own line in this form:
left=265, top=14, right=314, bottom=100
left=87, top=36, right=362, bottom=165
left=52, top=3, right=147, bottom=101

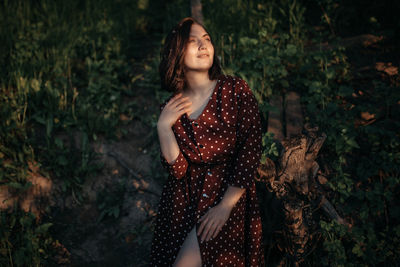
left=150, top=75, right=265, bottom=266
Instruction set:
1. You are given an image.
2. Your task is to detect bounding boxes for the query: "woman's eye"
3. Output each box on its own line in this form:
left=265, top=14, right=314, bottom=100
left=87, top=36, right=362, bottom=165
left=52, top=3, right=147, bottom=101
left=189, top=39, right=196, bottom=43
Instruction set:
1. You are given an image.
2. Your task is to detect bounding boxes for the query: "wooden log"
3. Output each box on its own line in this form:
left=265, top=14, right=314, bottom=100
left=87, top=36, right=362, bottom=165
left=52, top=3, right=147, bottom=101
left=320, top=196, right=349, bottom=227
left=285, top=91, right=303, bottom=138
left=267, top=95, right=284, bottom=141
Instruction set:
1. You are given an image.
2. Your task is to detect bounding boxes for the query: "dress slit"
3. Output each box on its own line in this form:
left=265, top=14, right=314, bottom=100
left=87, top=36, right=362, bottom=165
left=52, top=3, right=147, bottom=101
left=195, top=224, right=205, bottom=266
left=173, top=223, right=202, bottom=267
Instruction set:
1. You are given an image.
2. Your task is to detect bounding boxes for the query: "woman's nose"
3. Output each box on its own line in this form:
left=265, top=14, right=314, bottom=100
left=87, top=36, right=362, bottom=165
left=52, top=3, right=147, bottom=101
left=198, top=39, right=207, bottom=49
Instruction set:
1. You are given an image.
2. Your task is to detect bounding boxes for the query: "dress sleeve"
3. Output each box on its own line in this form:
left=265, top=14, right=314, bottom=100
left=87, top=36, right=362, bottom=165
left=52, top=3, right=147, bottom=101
left=159, top=148, right=189, bottom=179
left=227, top=79, right=262, bottom=189
left=158, top=101, right=189, bottom=179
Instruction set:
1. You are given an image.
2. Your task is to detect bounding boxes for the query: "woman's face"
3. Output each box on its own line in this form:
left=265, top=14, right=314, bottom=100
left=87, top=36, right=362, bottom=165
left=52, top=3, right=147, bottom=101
left=183, top=23, right=214, bottom=73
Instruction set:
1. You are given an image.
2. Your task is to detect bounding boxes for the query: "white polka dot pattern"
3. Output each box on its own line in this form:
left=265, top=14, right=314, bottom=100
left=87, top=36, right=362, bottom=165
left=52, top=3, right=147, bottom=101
left=150, top=75, right=264, bottom=266
left=160, top=148, right=189, bottom=179
left=227, top=79, right=262, bottom=190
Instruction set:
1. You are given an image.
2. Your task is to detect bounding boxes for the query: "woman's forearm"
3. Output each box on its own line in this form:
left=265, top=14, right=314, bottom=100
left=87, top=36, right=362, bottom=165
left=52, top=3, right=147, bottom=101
left=157, top=122, right=180, bottom=164
left=219, top=186, right=246, bottom=209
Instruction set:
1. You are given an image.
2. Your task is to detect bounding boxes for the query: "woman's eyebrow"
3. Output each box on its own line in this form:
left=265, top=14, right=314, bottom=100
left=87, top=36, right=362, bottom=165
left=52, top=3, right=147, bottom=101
left=189, top=33, right=210, bottom=37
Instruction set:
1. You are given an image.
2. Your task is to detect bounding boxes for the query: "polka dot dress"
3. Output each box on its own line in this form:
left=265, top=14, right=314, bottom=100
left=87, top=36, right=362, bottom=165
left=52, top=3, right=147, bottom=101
left=150, top=75, right=265, bottom=266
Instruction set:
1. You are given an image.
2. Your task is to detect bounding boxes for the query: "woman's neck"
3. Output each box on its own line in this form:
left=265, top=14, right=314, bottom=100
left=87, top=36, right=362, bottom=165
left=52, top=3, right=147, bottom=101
left=184, top=71, right=215, bottom=98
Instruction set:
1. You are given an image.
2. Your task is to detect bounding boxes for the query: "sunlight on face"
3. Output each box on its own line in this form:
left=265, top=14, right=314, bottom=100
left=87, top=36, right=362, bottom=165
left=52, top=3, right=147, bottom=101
left=183, top=23, right=214, bottom=72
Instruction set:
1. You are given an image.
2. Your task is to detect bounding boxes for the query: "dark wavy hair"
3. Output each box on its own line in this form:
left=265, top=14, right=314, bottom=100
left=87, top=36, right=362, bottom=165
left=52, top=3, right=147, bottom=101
left=159, top=17, right=222, bottom=93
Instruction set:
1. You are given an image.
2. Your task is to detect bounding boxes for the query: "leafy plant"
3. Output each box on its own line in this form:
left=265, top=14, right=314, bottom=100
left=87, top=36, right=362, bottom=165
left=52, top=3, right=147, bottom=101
left=0, top=209, right=56, bottom=266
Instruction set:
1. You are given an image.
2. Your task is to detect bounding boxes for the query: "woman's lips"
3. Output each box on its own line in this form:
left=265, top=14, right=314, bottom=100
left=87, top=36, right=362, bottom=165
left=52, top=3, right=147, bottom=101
left=198, top=54, right=209, bottom=58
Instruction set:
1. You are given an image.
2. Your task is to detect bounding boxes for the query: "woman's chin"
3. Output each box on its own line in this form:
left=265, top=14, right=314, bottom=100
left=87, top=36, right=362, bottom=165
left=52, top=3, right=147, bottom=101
left=185, top=64, right=213, bottom=73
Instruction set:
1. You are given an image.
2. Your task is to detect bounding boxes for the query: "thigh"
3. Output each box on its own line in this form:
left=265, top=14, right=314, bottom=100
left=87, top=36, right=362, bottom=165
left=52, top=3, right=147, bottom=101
left=173, top=225, right=202, bottom=267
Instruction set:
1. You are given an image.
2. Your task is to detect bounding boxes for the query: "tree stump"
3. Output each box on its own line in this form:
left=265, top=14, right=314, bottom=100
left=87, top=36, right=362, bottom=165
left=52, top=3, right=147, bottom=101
left=259, top=106, right=349, bottom=265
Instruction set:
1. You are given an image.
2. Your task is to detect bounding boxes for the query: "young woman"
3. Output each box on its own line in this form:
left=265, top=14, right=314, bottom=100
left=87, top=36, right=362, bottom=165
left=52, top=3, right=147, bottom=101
left=150, top=17, right=265, bottom=266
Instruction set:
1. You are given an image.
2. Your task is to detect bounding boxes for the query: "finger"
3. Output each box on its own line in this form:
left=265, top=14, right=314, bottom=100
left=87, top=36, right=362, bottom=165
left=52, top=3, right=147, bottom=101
left=200, top=223, right=209, bottom=241
left=174, top=100, right=191, bottom=112
left=178, top=106, right=192, bottom=117
left=201, top=219, right=215, bottom=241
left=173, top=92, right=182, bottom=99
left=168, top=94, right=189, bottom=107
left=175, top=100, right=192, bottom=111
left=197, top=216, right=209, bottom=236
left=177, top=108, right=191, bottom=118
left=203, top=222, right=217, bottom=241
left=208, top=223, right=220, bottom=241
left=212, top=225, right=222, bottom=239
left=198, top=212, right=211, bottom=234
left=167, top=99, right=190, bottom=113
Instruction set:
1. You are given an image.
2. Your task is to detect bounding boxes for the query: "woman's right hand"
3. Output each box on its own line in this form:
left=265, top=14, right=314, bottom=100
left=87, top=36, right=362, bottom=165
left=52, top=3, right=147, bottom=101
left=157, top=93, right=192, bottom=129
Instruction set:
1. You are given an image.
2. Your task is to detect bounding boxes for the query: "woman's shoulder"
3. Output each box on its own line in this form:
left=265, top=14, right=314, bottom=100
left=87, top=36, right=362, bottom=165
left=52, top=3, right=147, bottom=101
left=218, top=74, right=244, bottom=83
left=218, top=75, right=252, bottom=95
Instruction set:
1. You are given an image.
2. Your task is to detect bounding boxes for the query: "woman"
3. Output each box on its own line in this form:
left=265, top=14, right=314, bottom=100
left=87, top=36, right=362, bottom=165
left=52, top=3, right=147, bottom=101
left=150, top=17, right=265, bottom=267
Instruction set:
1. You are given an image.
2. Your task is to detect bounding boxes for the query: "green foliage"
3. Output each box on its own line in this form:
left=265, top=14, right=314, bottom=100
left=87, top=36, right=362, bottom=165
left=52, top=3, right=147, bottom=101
left=96, top=177, right=127, bottom=223
left=295, top=42, right=399, bottom=266
left=0, top=209, right=56, bottom=266
left=292, top=33, right=399, bottom=267
left=261, top=132, right=279, bottom=162
left=303, top=47, right=398, bottom=265
left=0, top=85, right=32, bottom=187
left=0, top=0, right=133, bottom=192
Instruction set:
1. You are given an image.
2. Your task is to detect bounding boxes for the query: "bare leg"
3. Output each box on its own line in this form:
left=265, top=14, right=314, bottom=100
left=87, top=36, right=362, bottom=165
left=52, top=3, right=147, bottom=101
left=173, top=225, right=202, bottom=267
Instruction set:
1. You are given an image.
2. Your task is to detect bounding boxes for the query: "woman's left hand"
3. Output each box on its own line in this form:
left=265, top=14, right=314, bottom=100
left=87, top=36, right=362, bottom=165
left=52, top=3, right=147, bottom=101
left=197, top=202, right=233, bottom=242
